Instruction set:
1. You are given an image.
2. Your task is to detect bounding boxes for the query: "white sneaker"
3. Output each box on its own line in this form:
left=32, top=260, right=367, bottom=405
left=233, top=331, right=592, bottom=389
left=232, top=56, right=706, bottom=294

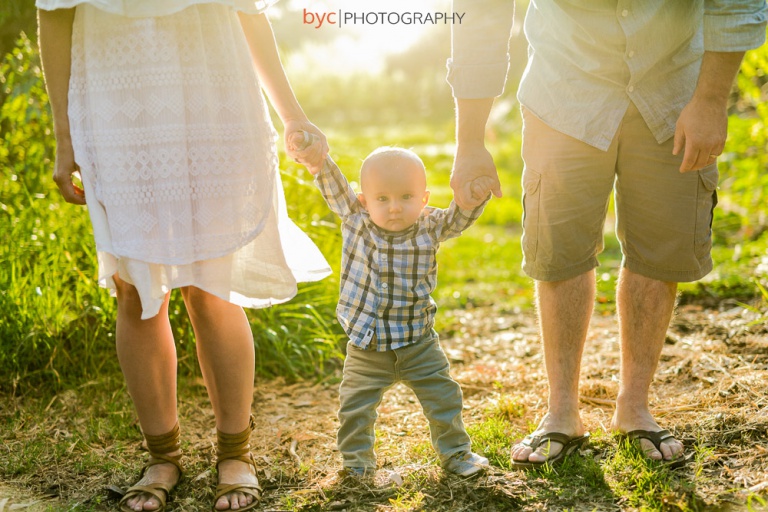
left=443, top=451, right=489, bottom=476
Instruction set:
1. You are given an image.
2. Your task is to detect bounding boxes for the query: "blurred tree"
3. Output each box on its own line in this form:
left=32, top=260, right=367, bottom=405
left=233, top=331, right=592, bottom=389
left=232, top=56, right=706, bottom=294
left=0, top=3, right=37, bottom=57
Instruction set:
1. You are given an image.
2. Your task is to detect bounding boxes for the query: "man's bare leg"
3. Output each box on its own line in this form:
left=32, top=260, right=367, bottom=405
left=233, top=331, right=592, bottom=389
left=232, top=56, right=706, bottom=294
left=511, top=270, right=594, bottom=463
left=610, top=268, right=684, bottom=461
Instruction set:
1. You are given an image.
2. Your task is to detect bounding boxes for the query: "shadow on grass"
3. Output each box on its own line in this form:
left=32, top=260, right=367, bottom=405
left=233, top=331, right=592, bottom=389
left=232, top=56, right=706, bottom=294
left=295, top=468, right=527, bottom=511
left=473, top=430, right=723, bottom=511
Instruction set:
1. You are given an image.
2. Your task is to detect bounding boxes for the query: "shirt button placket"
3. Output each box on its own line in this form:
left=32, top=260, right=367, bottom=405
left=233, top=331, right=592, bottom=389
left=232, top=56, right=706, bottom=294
left=619, top=3, right=634, bottom=96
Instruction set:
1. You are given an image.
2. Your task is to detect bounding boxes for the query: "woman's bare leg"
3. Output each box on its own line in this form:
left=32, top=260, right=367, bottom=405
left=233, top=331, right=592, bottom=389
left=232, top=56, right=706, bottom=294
left=114, top=275, right=180, bottom=511
left=180, top=287, right=257, bottom=511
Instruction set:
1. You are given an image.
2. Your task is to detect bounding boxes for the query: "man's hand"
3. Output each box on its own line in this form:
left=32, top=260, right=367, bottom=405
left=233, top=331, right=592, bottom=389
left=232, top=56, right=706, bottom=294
left=284, top=119, right=328, bottom=175
left=451, top=143, right=502, bottom=209
left=672, top=96, right=727, bottom=172
left=673, top=50, right=745, bottom=173
left=53, top=139, right=86, bottom=205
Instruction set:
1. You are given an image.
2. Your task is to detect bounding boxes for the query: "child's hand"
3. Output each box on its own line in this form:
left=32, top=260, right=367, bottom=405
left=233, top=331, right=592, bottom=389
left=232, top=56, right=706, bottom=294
left=450, top=144, right=502, bottom=209
left=469, top=176, right=496, bottom=203
left=285, top=120, right=328, bottom=175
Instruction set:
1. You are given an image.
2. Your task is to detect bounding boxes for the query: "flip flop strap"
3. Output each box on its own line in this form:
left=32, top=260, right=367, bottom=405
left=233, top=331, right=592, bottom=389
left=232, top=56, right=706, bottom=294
left=626, top=429, right=674, bottom=451
left=522, top=432, right=574, bottom=450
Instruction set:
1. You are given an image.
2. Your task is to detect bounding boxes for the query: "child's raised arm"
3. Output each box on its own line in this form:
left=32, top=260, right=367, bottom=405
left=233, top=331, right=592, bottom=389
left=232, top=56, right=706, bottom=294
left=290, top=131, right=360, bottom=219
left=428, top=195, right=490, bottom=243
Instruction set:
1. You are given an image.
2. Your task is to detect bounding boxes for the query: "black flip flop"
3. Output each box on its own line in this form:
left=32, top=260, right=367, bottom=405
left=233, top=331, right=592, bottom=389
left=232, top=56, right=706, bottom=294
left=621, top=429, right=687, bottom=469
left=511, top=431, right=590, bottom=469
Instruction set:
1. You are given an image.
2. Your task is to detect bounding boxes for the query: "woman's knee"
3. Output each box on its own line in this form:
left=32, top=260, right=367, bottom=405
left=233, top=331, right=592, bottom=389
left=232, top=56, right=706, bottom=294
left=180, top=286, right=225, bottom=319
left=113, top=274, right=142, bottom=311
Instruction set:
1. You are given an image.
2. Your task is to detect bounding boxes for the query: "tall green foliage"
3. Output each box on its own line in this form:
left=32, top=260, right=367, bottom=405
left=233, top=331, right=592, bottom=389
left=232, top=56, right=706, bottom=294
left=0, top=33, right=118, bottom=390
left=718, top=36, right=768, bottom=242
left=0, top=34, right=343, bottom=392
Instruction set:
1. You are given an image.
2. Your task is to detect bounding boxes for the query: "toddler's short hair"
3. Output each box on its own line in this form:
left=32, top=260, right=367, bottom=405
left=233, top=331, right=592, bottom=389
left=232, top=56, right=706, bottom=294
left=360, top=147, right=426, bottom=189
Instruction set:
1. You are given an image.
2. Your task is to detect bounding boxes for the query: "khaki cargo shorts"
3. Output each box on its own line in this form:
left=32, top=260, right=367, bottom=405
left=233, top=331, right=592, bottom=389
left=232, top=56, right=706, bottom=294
left=520, top=103, right=718, bottom=283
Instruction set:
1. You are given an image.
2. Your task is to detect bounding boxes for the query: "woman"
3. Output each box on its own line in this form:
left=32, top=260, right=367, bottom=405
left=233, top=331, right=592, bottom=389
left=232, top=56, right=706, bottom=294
left=37, top=1, right=329, bottom=510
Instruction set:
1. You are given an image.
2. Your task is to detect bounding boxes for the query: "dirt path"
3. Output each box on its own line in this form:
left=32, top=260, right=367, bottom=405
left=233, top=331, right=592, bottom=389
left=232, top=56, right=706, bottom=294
left=248, top=302, right=768, bottom=510
left=2, top=303, right=767, bottom=511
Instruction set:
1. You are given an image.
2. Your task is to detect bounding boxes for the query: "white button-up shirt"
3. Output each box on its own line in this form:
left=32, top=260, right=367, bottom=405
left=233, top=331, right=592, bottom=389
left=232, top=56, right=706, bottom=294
left=448, top=0, right=767, bottom=150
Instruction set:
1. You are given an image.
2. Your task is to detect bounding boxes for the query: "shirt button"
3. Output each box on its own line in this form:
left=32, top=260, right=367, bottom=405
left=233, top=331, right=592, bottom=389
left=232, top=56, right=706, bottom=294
left=621, top=9, right=629, bottom=17
left=627, top=85, right=635, bottom=93
left=382, top=254, right=388, bottom=260
left=382, top=283, right=388, bottom=289
left=627, top=50, right=635, bottom=58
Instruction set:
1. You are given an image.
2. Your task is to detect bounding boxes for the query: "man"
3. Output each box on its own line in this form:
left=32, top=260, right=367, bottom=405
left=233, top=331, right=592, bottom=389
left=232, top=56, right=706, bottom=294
left=447, top=0, right=767, bottom=467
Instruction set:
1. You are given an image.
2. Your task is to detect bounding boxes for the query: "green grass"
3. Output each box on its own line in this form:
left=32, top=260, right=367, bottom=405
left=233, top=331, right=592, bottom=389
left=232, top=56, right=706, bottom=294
left=0, top=35, right=348, bottom=391
left=4, top=29, right=768, bottom=396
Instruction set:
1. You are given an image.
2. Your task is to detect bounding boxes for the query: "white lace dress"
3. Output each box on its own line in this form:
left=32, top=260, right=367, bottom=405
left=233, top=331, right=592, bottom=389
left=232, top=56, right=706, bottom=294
left=37, top=0, right=331, bottom=318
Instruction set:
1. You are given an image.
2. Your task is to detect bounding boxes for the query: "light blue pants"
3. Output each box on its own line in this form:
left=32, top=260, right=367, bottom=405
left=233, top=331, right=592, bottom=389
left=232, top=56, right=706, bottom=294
left=337, top=336, right=471, bottom=469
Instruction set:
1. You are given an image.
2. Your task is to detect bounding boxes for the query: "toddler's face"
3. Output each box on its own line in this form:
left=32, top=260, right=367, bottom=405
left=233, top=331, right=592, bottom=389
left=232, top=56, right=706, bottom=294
left=358, top=158, right=429, bottom=232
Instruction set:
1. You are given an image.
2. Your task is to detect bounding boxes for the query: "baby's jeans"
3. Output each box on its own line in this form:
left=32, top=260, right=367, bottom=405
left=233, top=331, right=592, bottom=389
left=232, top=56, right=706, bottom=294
left=337, top=334, right=471, bottom=469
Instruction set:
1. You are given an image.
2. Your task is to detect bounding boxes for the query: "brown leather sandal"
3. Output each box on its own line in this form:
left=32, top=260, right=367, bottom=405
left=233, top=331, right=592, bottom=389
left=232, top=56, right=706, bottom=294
left=212, top=415, right=262, bottom=511
left=119, top=422, right=183, bottom=512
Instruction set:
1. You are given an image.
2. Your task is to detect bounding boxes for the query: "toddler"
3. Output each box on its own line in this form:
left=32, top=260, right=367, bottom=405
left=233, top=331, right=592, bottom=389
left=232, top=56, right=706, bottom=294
left=293, top=134, right=490, bottom=477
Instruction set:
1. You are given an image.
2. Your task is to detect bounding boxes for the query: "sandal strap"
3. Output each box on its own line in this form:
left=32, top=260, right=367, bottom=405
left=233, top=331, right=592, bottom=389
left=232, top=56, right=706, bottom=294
left=119, top=484, right=170, bottom=511
left=213, top=417, right=262, bottom=511
left=214, top=482, right=263, bottom=498
left=216, top=416, right=256, bottom=466
left=142, top=422, right=184, bottom=476
left=212, top=482, right=262, bottom=512
left=146, top=452, right=184, bottom=475
left=145, top=422, right=181, bottom=454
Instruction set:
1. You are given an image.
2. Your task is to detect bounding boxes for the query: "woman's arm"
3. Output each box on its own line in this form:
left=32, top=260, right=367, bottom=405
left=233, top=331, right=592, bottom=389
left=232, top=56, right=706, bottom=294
left=237, top=12, right=328, bottom=174
left=38, top=8, right=84, bottom=204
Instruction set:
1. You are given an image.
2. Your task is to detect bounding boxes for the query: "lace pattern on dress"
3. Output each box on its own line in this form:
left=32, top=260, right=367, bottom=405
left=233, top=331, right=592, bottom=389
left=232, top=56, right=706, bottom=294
left=69, top=4, right=277, bottom=264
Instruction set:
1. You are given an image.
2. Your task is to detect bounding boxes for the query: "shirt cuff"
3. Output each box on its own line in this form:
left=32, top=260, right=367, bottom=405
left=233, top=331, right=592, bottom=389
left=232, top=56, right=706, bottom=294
left=704, top=11, right=768, bottom=51
left=446, top=58, right=510, bottom=99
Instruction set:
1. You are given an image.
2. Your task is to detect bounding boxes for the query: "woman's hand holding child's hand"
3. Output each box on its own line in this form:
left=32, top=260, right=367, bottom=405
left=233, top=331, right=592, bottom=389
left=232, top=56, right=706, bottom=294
left=284, top=120, right=328, bottom=175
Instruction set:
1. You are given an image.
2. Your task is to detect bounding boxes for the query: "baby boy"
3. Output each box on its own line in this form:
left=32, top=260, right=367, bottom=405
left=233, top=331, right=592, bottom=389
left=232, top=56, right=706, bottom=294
left=293, top=135, right=490, bottom=477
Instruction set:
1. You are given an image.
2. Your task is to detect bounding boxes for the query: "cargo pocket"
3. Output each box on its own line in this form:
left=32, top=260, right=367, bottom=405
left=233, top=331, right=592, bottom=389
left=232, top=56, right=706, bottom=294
left=694, top=167, right=719, bottom=259
left=521, top=168, right=542, bottom=262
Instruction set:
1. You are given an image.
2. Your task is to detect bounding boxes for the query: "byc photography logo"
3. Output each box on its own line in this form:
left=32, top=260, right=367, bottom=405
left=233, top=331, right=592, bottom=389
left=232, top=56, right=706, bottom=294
left=301, top=5, right=465, bottom=29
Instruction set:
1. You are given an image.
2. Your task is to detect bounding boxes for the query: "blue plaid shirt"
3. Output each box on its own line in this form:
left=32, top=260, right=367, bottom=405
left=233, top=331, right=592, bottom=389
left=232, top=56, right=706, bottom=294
left=315, top=160, right=487, bottom=351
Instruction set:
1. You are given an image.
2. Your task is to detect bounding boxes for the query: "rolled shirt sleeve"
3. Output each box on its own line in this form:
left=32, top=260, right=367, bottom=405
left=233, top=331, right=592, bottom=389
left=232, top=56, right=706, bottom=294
left=447, top=0, right=515, bottom=99
left=428, top=198, right=489, bottom=243
left=704, top=0, right=768, bottom=51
